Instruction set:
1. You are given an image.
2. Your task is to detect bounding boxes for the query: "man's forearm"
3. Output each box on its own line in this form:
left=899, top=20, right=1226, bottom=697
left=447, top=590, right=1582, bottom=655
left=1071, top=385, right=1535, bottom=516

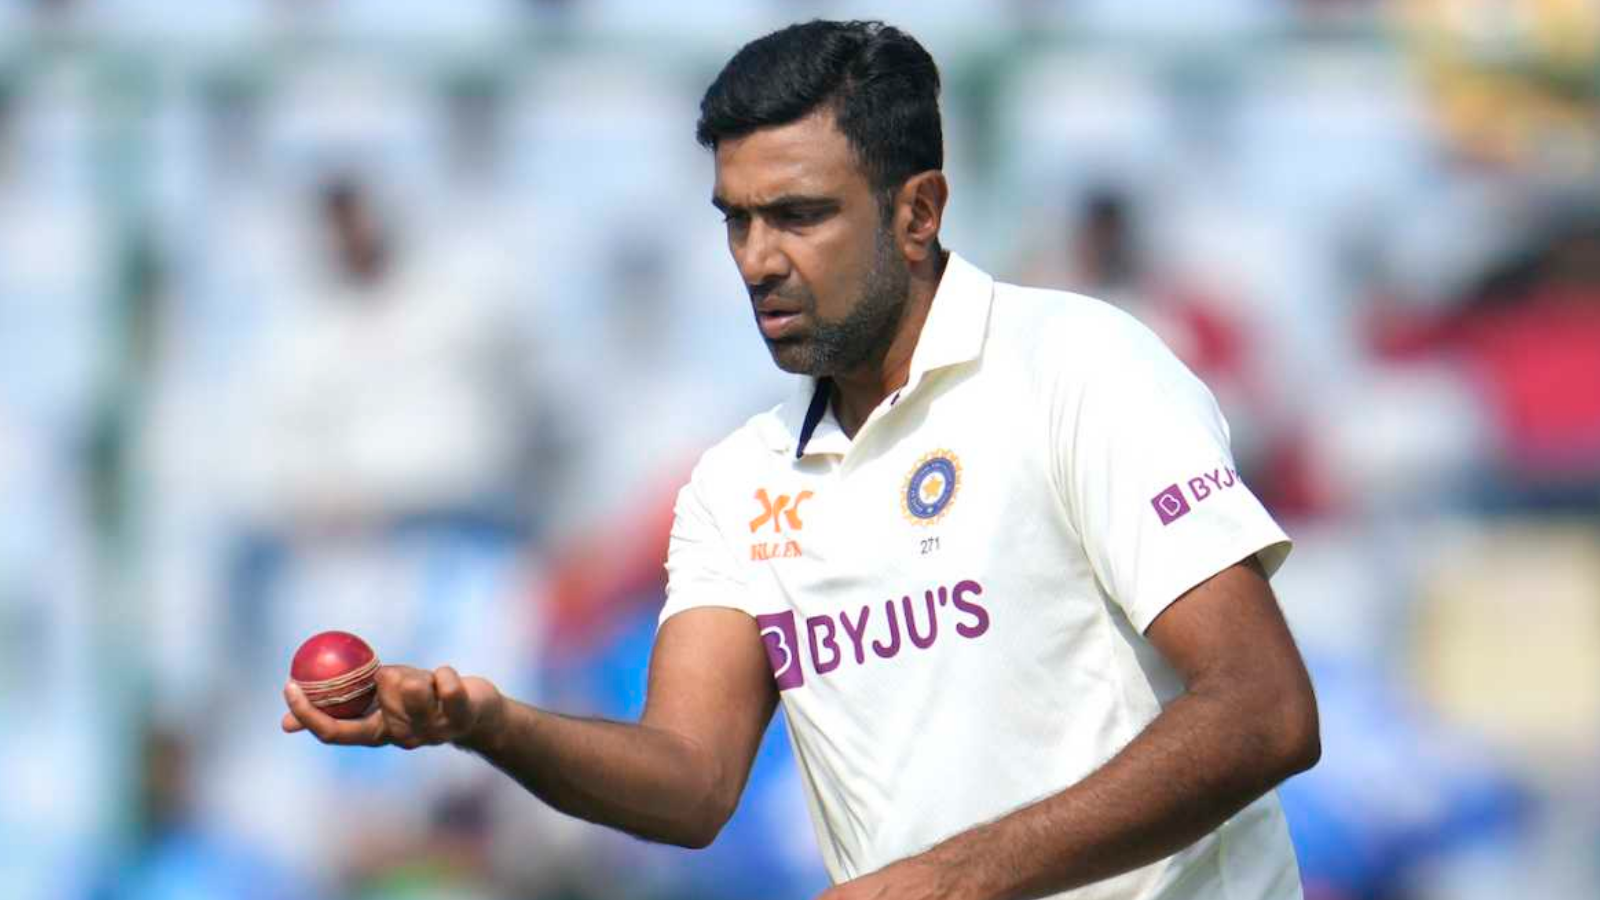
left=903, top=680, right=1319, bottom=900
left=459, top=698, right=730, bottom=848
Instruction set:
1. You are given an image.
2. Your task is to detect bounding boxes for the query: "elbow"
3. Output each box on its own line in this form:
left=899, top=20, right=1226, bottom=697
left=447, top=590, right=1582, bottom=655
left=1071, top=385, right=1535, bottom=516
left=629, top=733, right=742, bottom=850
left=661, top=763, right=740, bottom=850
left=639, top=804, right=724, bottom=849
left=1280, top=724, right=1320, bottom=780
left=668, top=794, right=736, bottom=850
left=1273, top=687, right=1322, bottom=780
left=1209, top=670, right=1321, bottom=784
left=672, top=826, right=720, bottom=851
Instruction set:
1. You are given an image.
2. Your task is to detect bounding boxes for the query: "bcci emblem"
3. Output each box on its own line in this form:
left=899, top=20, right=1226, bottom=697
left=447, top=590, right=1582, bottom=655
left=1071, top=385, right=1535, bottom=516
left=902, top=450, right=961, bottom=525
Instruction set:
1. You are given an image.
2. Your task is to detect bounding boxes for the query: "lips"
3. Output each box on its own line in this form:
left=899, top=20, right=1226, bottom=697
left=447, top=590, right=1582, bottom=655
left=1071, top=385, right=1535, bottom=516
left=754, top=298, right=804, bottom=341
left=757, top=309, right=803, bottom=340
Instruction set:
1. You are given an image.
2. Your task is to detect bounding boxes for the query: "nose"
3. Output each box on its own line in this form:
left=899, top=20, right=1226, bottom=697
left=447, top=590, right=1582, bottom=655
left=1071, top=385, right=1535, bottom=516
left=732, top=217, right=790, bottom=292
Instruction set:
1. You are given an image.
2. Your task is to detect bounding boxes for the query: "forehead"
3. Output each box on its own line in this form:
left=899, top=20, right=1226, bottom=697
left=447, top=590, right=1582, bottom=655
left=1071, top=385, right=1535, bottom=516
left=712, top=108, right=868, bottom=203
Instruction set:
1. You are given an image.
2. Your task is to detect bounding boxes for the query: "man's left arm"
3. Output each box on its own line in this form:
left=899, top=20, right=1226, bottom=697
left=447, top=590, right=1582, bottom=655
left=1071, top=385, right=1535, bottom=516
left=821, top=556, right=1319, bottom=900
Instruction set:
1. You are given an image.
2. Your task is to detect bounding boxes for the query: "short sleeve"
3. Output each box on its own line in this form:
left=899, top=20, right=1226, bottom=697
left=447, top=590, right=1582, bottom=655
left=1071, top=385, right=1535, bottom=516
left=1054, top=319, right=1291, bottom=632
left=659, top=459, right=755, bottom=626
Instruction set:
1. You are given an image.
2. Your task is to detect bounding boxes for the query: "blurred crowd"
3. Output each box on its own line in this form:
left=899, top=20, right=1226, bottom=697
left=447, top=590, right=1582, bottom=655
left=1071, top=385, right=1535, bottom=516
left=1, top=1, right=1597, bottom=899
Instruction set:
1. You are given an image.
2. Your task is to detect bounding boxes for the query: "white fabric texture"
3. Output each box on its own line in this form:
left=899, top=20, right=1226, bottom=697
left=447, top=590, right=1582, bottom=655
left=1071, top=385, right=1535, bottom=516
left=660, top=253, right=1300, bottom=899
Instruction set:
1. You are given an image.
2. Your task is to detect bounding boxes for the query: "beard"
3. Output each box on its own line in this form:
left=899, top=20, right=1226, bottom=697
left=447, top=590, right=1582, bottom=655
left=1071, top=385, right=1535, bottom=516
left=764, top=226, right=911, bottom=377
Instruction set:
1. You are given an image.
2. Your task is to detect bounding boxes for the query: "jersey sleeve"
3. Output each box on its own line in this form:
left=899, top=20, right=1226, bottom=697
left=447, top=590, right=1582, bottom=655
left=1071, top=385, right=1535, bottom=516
left=659, top=457, right=756, bottom=625
left=1053, top=316, right=1291, bottom=633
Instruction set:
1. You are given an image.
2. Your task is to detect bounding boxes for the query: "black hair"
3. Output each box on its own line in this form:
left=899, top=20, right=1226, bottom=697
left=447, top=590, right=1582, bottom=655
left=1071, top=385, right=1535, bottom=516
left=696, top=20, right=943, bottom=200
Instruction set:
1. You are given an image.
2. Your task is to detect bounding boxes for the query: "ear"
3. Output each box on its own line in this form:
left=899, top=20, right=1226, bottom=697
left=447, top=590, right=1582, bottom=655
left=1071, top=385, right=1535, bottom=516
left=896, top=171, right=949, bottom=264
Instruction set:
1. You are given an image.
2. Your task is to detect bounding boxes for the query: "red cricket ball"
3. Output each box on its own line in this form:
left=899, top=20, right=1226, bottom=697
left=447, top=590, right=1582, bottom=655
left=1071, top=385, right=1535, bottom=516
left=290, top=630, right=380, bottom=719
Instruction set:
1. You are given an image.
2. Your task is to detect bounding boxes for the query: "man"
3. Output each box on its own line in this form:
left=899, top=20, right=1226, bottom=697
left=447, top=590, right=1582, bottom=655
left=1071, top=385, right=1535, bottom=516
left=283, top=20, right=1320, bottom=900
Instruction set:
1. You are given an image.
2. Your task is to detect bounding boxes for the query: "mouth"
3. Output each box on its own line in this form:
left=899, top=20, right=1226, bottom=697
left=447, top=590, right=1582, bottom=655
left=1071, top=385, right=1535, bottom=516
left=757, top=309, right=803, bottom=341
left=748, top=293, right=800, bottom=341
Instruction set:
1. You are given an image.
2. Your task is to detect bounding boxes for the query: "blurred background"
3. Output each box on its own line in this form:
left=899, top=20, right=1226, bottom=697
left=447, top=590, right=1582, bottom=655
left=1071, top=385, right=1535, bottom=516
left=1, top=0, right=1598, bottom=898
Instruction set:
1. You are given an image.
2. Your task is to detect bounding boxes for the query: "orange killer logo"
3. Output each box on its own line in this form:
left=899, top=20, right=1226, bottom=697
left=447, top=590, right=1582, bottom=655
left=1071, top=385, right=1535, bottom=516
left=749, top=489, right=812, bottom=533
left=749, top=488, right=811, bottom=560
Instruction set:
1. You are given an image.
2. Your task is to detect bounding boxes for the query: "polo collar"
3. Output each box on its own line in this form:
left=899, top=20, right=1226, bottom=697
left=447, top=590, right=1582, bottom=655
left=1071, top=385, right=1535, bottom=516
left=760, top=251, right=995, bottom=458
left=903, top=250, right=994, bottom=385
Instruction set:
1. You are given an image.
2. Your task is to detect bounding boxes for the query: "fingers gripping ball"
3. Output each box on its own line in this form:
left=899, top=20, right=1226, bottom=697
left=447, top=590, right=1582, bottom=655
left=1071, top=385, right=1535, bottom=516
left=291, top=631, right=380, bottom=719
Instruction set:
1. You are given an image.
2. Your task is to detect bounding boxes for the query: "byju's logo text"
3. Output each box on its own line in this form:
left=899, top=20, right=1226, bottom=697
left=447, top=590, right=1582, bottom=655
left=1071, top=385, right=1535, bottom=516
left=1151, top=467, right=1242, bottom=525
left=753, top=579, right=990, bottom=691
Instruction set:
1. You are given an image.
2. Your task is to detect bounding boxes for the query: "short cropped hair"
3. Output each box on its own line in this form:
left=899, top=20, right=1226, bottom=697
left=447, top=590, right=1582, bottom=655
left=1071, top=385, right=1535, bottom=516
left=696, top=20, right=943, bottom=198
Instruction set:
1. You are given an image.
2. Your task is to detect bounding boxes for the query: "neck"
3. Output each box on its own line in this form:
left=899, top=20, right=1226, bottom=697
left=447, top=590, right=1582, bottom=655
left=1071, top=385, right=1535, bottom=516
left=830, top=250, right=948, bottom=438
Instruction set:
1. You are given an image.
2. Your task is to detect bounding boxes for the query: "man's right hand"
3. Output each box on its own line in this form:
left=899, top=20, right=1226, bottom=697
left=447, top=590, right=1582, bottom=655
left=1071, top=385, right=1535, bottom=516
left=279, top=609, right=776, bottom=848
left=283, top=664, right=505, bottom=750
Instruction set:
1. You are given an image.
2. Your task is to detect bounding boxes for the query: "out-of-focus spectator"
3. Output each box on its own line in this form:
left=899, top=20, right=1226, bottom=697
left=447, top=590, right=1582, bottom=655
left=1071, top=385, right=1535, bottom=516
left=1372, top=206, right=1600, bottom=505
left=153, top=172, right=551, bottom=895
left=89, top=726, right=324, bottom=900
left=233, top=175, right=539, bottom=531
left=210, top=171, right=544, bottom=708
left=1024, top=186, right=1319, bottom=513
left=336, top=783, right=505, bottom=900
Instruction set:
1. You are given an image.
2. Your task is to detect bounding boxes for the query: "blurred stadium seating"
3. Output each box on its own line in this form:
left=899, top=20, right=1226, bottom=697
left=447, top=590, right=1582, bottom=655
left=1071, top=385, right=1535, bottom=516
left=0, top=2, right=1596, bottom=899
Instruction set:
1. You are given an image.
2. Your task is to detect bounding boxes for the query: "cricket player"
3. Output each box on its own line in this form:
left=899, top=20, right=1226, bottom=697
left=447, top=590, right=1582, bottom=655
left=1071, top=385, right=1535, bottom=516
left=285, top=19, right=1320, bottom=900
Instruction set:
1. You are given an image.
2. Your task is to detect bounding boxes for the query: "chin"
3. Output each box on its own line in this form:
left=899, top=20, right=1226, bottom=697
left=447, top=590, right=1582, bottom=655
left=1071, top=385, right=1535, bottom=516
left=766, top=339, right=822, bottom=377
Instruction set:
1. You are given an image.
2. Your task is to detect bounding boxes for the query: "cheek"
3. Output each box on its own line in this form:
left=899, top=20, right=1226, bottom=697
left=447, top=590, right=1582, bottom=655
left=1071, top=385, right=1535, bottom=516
left=798, top=228, right=875, bottom=317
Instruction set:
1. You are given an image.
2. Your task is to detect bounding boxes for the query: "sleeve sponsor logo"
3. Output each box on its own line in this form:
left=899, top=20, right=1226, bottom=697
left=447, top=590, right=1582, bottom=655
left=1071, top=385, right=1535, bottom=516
left=1151, top=467, right=1240, bottom=526
left=751, top=580, right=990, bottom=691
left=1151, top=485, right=1191, bottom=524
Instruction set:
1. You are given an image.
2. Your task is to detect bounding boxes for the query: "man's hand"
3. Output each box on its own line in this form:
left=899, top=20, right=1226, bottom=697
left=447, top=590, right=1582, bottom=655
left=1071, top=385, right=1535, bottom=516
left=816, top=859, right=976, bottom=900
left=277, top=609, right=777, bottom=850
left=282, top=664, right=504, bottom=750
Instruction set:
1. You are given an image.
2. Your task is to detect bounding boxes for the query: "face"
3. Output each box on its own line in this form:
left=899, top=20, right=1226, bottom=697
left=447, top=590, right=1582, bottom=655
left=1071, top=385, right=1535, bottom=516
left=712, top=109, right=910, bottom=377
left=322, top=188, right=387, bottom=285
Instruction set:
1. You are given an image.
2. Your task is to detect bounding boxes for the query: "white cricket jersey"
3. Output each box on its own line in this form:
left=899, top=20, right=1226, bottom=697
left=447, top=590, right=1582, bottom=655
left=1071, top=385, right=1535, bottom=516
left=660, top=253, right=1303, bottom=900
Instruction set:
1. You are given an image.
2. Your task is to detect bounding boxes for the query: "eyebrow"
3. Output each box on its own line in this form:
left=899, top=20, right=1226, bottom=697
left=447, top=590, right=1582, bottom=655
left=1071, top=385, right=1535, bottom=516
left=711, top=193, right=840, bottom=216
